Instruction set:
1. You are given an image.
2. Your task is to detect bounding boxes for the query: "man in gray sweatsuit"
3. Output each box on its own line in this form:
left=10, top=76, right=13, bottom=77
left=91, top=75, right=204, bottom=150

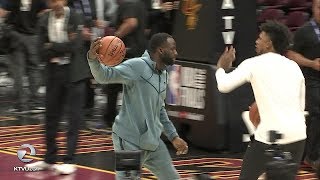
left=87, top=33, right=188, bottom=179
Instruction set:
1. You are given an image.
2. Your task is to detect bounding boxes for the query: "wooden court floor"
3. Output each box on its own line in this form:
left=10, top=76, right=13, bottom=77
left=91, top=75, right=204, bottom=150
left=0, top=89, right=317, bottom=180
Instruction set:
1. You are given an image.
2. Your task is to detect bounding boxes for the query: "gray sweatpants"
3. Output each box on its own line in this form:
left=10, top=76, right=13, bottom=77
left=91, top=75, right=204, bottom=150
left=112, top=133, right=179, bottom=180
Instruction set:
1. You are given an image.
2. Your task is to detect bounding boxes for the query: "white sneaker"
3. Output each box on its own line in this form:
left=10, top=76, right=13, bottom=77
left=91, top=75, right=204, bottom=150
left=53, top=164, right=77, bottom=175
left=24, top=161, right=52, bottom=171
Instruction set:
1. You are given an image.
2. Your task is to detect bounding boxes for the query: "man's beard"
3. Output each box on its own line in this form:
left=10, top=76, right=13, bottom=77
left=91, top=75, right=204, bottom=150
left=160, top=53, right=174, bottom=66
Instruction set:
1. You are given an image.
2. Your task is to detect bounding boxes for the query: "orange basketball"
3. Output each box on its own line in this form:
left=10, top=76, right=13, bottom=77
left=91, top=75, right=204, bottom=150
left=98, top=36, right=126, bottom=66
left=249, top=101, right=260, bottom=127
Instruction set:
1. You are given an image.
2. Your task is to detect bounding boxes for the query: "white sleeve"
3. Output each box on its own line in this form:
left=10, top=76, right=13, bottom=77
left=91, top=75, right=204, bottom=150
left=215, top=60, right=253, bottom=93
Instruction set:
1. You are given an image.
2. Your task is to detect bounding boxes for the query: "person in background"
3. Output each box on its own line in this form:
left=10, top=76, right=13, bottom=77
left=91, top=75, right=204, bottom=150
left=68, top=0, right=98, bottom=118
left=87, top=0, right=118, bottom=119
left=93, top=0, right=117, bottom=39
left=25, top=0, right=91, bottom=175
left=3, top=0, right=47, bottom=113
left=286, top=0, right=320, bottom=172
left=215, top=21, right=306, bottom=179
left=102, top=0, right=147, bottom=128
left=0, top=0, right=8, bottom=17
left=145, top=0, right=180, bottom=39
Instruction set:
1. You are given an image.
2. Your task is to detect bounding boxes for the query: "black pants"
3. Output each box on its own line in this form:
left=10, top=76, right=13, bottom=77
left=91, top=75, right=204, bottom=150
left=239, top=139, right=305, bottom=180
left=84, top=78, right=95, bottom=110
left=103, top=84, right=122, bottom=126
left=83, top=42, right=95, bottom=112
left=305, top=81, right=320, bottom=161
left=44, top=64, right=86, bottom=164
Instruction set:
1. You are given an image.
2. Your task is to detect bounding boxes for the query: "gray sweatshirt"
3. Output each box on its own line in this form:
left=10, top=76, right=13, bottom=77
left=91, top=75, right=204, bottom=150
left=88, top=51, right=179, bottom=151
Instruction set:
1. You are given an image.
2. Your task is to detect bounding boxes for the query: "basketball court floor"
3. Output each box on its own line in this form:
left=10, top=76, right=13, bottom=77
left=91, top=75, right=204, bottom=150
left=0, top=85, right=317, bottom=180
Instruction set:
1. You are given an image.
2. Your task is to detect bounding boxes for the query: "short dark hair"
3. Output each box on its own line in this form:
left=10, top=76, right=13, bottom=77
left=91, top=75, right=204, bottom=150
left=260, top=21, right=292, bottom=54
left=148, top=33, right=173, bottom=54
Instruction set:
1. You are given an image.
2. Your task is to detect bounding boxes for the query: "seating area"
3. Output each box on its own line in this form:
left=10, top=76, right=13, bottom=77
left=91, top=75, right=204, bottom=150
left=257, top=0, right=312, bottom=32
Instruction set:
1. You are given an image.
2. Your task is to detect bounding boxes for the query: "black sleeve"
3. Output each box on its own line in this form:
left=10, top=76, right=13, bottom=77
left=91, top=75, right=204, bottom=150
left=0, top=0, right=5, bottom=8
left=2, top=0, right=13, bottom=10
left=3, top=1, right=17, bottom=25
left=38, top=0, right=48, bottom=11
left=291, top=27, right=307, bottom=54
left=121, top=2, right=139, bottom=19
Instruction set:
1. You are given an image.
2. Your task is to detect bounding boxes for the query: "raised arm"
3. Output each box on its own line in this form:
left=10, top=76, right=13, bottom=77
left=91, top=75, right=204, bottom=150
left=87, top=38, right=140, bottom=85
left=215, top=46, right=252, bottom=93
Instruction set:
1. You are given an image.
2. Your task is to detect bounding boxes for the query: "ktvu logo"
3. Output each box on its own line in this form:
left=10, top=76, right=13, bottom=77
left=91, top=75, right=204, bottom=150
left=13, top=144, right=40, bottom=171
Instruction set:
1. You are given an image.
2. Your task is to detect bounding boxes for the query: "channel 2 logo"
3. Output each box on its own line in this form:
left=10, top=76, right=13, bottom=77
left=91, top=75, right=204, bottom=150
left=14, top=144, right=39, bottom=171
left=17, top=144, right=36, bottom=163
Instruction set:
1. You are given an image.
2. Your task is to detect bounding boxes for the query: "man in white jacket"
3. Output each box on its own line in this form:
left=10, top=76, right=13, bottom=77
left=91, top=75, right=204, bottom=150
left=215, top=21, right=306, bottom=179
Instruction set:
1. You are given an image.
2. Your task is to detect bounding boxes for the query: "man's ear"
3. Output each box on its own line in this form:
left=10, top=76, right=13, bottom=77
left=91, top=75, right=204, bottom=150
left=159, top=48, right=163, bottom=54
left=267, top=40, right=273, bottom=49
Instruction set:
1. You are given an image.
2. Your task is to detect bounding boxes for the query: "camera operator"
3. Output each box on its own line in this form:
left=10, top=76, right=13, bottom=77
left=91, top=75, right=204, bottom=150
left=215, top=21, right=307, bottom=179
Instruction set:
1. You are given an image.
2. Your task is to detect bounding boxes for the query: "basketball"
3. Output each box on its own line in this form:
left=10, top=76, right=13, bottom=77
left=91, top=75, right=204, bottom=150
left=249, top=101, right=260, bottom=127
left=98, top=36, right=126, bottom=66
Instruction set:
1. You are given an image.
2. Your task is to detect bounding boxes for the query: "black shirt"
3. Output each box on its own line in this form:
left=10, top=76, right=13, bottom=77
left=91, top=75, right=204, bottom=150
left=292, top=20, right=320, bottom=82
left=116, top=1, right=147, bottom=58
left=5, top=0, right=47, bottom=34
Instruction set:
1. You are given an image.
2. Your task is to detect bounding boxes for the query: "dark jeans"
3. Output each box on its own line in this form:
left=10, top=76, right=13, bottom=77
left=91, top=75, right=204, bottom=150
left=9, top=31, right=41, bottom=108
left=84, top=78, right=95, bottom=110
left=305, top=81, right=320, bottom=161
left=44, top=64, right=86, bottom=164
left=239, top=139, right=305, bottom=180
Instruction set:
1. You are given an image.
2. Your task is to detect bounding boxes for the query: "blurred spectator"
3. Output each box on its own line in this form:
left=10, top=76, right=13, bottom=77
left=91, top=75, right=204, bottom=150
left=102, top=0, right=147, bottom=128
left=0, top=0, right=7, bottom=8
left=0, top=0, right=9, bottom=52
left=114, top=0, right=146, bottom=58
left=93, top=0, right=117, bottom=38
left=146, top=0, right=180, bottom=39
left=68, top=0, right=118, bottom=121
left=89, top=0, right=118, bottom=118
left=3, top=0, right=47, bottom=113
left=0, top=0, right=12, bottom=87
left=286, top=0, right=320, bottom=173
left=25, top=0, right=91, bottom=175
left=68, top=0, right=97, bottom=118
left=0, top=0, right=7, bottom=17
